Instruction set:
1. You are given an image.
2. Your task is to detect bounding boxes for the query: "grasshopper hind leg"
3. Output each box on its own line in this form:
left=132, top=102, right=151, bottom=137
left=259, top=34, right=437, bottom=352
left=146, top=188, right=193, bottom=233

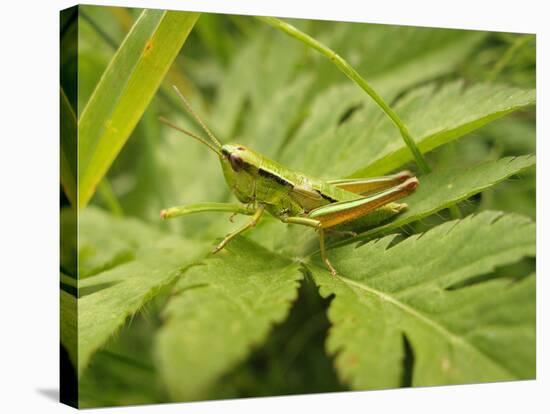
left=279, top=216, right=339, bottom=276
left=319, top=229, right=338, bottom=276
left=308, top=176, right=419, bottom=276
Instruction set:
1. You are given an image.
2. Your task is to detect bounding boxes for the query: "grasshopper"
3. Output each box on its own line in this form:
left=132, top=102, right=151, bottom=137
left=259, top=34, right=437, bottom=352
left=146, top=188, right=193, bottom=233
left=160, top=86, right=419, bottom=276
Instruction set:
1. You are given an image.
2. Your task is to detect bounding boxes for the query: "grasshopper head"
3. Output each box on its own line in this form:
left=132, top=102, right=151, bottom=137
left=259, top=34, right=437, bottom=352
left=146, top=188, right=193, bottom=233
left=219, top=144, right=263, bottom=203
left=220, top=144, right=261, bottom=173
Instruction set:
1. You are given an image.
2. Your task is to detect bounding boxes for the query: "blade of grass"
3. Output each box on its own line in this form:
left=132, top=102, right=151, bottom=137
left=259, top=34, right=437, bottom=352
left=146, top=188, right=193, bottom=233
left=60, top=87, right=77, bottom=207
left=78, top=9, right=200, bottom=209
left=84, top=7, right=201, bottom=113
left=256, top=16, right=431, bottom=174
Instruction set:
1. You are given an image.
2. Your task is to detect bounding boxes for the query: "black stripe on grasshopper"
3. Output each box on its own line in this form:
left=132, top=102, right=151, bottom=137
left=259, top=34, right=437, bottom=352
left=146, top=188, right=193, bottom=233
left=320, top=193, right=338, bottom=203
left=257, top=167, right=293, bottom=188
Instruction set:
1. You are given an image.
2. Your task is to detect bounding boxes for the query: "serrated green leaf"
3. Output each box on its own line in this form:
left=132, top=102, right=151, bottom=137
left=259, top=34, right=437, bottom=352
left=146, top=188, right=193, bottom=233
left=213, top=24, right=484, bottom=158
left=347, top=155, right=536, bottom=244
left=78, top=9, right=199, bottom=208
left=308, top=211, right=535, bottom=389
left=74, top=207, right=207, bottom=376
left=275, top=26, right=486, bottom=171
left=476, top=119, right=536, bottom=218
left=60, top=289, right=78, bottom=370
left=350, top=82, right=536, bottom=177
left=78, top=313, right=161, bottom=408
left=283, top=81, right=535, bottom=179
left=155, top=237, right=303, bottom=401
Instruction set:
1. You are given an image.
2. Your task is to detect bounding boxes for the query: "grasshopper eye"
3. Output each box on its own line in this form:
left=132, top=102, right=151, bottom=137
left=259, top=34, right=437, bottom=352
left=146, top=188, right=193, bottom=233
left=229, top=154, right=244, bottom=172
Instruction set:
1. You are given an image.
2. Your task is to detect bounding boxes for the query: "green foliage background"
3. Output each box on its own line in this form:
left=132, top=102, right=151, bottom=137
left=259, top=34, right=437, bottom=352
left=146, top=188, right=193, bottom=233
left=60, top=5, right=536, bottom=408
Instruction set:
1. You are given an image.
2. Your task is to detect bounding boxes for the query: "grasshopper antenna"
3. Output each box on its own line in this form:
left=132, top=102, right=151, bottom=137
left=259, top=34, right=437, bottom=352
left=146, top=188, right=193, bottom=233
left=171, top=85, right=223, bottom=148
left=158, top=116, right=222, bottom=155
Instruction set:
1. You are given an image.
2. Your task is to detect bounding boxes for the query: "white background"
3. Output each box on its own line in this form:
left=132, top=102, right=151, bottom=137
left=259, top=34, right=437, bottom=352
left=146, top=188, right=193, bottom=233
left=0, top=0, right=547, bottom=412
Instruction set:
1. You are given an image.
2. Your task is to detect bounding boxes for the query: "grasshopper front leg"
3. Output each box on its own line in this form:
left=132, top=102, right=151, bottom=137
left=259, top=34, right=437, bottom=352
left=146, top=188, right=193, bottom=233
left=160, top=202, right=256, bottom=219
left=160, top=202, right=261, bottom=252
left=212, top=205, right=265, bottom=253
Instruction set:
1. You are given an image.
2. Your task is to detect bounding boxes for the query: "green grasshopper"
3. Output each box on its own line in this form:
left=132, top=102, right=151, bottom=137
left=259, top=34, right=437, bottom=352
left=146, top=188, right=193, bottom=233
left=160, top=86, right=418, bottom=276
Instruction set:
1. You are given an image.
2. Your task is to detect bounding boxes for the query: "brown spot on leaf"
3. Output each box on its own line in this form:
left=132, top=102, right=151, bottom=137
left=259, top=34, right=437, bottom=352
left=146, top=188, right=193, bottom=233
left=143, top=40, right=153, bottom=56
